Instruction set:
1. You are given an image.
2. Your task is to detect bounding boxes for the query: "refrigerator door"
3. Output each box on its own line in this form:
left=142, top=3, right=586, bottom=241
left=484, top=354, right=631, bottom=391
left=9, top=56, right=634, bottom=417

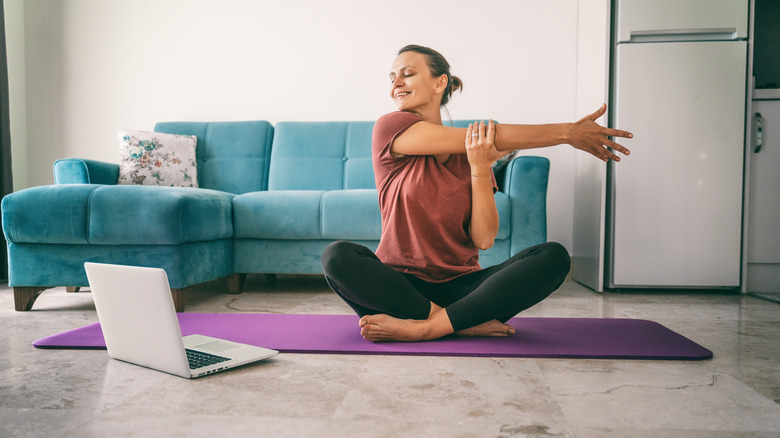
left=746, top=98, right=780, bottom=293
left=616, top=0, right=748, bottom=43
left=610, top=41, right=746, bottom=288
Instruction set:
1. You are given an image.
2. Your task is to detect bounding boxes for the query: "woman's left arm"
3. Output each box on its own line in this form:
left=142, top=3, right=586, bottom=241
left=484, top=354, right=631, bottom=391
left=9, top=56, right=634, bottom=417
left=466, top=120, right=506, bottom=250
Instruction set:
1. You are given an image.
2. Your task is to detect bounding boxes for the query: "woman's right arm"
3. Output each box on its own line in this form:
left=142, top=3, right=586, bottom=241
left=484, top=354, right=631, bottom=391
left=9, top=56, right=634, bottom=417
left=392, top=104, right=633, bottom=162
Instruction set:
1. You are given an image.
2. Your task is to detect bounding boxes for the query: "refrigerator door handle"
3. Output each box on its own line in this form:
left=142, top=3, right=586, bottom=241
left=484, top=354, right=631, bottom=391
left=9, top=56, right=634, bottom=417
left=754, top=112, right=763, bottom=154
left=629, top=28, right=739, bottom=43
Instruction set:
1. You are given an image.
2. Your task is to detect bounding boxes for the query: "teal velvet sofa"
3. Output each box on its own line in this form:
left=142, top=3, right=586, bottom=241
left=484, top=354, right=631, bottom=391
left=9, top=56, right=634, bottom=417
left=1, top=120, right=550, bottom=312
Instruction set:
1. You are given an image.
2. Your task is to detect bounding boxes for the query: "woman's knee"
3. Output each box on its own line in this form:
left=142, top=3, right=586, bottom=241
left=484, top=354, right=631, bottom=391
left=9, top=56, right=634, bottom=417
left=321, top=241, right=351, bottom=273
left=544, top=241, right=571, bottom=280
left=321, top=241, right=373, bottom=275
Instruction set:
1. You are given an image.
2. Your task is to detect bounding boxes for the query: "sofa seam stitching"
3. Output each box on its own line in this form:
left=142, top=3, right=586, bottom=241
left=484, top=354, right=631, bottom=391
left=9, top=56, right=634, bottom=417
left=343, top=123, right=349, bottom=190
left=319, top=191, right=325, bottom=239
left=86, top=187, right=97, bottom=244
left=82, top=160, right=91, bottom=184
left=178, top=194, right=184, bottom=245
left=203, top=123, right=211, bottom=189
left=265, top=123, right=273, bottom=192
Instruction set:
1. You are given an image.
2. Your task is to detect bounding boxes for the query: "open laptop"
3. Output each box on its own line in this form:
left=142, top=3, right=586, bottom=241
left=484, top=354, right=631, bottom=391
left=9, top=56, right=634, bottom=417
left=84, top=262, right=278, bottom=378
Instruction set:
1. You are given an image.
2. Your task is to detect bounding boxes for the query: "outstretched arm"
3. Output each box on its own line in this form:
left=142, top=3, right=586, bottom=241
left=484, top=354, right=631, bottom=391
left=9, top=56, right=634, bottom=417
left=392, top=104, right=632, bottom=162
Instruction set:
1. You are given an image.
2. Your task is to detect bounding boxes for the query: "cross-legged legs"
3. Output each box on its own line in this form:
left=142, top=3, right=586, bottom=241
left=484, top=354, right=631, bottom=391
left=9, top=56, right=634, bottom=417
left=321, top=241, right=570, bottom=341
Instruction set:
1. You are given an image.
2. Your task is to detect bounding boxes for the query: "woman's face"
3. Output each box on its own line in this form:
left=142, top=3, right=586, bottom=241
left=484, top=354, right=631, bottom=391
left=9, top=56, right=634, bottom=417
left=389, top=51, right=446, bottom=113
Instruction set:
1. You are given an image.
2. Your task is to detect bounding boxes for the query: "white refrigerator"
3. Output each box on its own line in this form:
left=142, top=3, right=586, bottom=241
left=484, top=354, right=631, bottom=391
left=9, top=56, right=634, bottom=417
left=606, top=0, right=748, bottom=289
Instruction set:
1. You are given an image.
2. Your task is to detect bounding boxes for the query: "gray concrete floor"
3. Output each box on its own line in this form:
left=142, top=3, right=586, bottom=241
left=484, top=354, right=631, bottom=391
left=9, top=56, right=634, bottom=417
left=1, top=276, right=779, bottom=437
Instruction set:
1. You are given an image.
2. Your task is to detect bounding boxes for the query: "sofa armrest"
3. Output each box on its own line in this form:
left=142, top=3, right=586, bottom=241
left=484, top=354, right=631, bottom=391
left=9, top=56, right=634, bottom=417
left=501, top=156, right=550, bottom=255
left=53, top=159, right=119, bottom=185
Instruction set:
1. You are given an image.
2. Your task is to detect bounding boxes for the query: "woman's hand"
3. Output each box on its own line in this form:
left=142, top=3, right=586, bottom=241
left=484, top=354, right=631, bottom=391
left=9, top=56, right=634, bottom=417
left=566, top=104, right=633, bottom=162
left=466, top=120, right=508, bottom=174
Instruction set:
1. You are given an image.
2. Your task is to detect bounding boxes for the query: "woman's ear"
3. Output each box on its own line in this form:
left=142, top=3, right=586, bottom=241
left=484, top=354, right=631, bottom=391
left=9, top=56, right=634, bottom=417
left=434, top=74, right=448, bottom=95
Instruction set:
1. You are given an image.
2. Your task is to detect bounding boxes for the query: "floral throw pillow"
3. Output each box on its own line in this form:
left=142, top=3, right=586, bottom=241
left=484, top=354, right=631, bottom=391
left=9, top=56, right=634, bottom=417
left=492, top=150, right=519, bottom=173
left=117, top=129, right=198, bottom=187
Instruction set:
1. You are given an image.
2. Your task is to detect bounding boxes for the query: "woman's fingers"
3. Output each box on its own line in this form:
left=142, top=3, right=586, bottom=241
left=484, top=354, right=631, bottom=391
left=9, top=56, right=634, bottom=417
left=583, top=103, right=607, bottom=122
left=603, top=148, right=620, bottom=162
left=606, top=127, right=634, bottom=139
left=605, top=138, right=630, bottom=156
left=466, top=121, right=504, bottom=168
left=467, top=120, right=496, bottom=146
left=594, top=140, right=626, bottom=162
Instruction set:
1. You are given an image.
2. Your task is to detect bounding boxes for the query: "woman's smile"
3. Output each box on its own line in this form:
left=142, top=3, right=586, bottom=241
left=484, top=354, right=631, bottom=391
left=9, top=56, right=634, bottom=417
left=394, top=90, right=411, bottom=101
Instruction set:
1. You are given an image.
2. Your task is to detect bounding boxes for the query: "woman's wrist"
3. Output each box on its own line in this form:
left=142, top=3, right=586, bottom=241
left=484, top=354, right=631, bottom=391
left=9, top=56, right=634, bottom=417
left=470, top=165, right=491, bottom=177
left=560, top=122, right=574, bottom=145
left=470, top=166, right=492, bottom=180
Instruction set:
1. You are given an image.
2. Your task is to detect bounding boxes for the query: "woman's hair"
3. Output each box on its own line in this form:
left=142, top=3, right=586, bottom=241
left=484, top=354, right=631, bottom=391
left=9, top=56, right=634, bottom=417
left=398, top=44, right=463, bottom=106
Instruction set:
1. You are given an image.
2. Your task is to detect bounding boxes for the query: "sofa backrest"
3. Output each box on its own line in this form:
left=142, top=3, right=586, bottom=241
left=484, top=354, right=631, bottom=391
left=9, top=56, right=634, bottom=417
left=268, top=122, right=375, bottom=191
left=267, top=120, right=483, bottom=191
left=154, top=119, right=490, bottom=193
left=154, top=121, right=274, bottom=195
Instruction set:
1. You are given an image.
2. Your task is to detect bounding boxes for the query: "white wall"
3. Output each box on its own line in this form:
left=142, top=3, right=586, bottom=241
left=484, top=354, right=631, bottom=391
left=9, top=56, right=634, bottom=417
left=12, top=0, right=589, bottom=251
left=4, top=0, right=27, bottom=190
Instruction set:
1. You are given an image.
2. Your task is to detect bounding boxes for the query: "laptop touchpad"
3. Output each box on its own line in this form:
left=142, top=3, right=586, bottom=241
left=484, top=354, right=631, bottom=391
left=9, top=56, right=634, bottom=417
left=195, top=340, right=238, bottom=353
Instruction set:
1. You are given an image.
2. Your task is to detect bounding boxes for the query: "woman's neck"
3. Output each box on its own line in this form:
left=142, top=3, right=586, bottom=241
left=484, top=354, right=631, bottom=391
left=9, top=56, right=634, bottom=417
left=406, top=103, right=443, bottom=125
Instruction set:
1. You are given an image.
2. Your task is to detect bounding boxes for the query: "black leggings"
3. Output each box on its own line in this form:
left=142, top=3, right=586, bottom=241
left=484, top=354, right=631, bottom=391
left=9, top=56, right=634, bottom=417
left=321, top=241, right=570, bottom=332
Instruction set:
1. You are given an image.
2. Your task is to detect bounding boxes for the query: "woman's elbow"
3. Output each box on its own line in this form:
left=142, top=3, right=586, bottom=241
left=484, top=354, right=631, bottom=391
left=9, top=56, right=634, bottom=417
left=473, top=237, right=495, bottom=251
left=469, top=224, right=498, bottom=250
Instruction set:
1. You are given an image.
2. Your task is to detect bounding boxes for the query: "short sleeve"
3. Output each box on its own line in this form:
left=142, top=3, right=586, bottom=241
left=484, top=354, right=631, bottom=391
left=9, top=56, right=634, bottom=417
left=371, top=112, right=422, bottom=171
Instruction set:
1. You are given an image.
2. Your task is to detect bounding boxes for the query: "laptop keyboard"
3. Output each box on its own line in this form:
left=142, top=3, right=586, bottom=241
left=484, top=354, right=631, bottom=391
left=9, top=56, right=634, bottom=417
left=186, top=349, right=231, bottom=369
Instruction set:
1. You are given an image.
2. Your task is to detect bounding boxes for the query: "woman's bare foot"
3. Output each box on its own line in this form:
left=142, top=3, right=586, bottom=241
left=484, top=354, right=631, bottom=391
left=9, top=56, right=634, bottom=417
left=359, top=310, right=454, bottom=342
left=455, top=319, right=515, bottom=337
left=359, top=314, right=426, bottom=342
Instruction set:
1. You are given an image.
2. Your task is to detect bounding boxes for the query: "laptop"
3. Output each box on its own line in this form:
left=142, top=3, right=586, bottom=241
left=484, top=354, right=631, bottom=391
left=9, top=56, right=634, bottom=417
left=84, top=262, right=278, bottom=378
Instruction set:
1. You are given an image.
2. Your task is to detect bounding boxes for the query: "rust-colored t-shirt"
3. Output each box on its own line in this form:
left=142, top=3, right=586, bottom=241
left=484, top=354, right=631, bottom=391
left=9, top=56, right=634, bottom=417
left=371, top=111, right=496, bottom=282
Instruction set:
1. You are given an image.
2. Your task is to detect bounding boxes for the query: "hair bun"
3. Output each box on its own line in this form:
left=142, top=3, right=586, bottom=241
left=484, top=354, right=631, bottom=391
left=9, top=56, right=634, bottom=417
left=450, top=76, right=463, bottom=95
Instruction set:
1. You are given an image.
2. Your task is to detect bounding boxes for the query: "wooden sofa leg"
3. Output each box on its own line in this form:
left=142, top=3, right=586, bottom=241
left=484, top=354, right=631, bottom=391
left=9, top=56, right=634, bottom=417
left=66, top=287, right=80, bottom=293
left=227, top=273, right=246, bottom=294
left=171, top=288, right=187, bottom=313
left=14, top=287, right=49, bottom=311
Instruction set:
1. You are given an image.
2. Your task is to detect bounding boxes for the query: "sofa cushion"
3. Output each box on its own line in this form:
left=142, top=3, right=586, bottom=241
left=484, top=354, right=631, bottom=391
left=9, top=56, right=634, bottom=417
left=117, top=129, right=198, bottom=187
left=321, top=189, right=381, bottom=240
left=268, top=122, right=375, bottom=191
left=233, top=191, right=325, bottom=239
left=2, top=185, right=99, bottom=244
left=87, top=186, right=234, bottom=244
left=154, top=121, right=274, bottom=194
left=342, top=123, right=375, bottom=189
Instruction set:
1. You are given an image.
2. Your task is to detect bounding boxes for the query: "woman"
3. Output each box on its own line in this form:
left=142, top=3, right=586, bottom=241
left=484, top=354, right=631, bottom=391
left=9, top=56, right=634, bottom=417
left=321, top=45, right=632, bottom=342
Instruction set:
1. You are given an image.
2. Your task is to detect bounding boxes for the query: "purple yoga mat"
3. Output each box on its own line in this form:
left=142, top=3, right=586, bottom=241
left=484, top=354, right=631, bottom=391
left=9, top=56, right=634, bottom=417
left=33, top=314, right=712, bottom=360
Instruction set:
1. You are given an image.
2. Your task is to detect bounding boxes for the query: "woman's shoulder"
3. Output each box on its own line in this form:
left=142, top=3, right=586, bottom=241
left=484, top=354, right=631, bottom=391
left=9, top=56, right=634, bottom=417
left=373, top=111, right=422, bottom=147
left=375, top=111, right=422, bottom=128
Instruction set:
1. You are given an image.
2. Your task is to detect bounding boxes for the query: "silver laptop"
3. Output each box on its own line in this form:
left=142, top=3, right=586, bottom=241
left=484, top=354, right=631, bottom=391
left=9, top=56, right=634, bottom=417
left=84, top=262, right=278, bottom=378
